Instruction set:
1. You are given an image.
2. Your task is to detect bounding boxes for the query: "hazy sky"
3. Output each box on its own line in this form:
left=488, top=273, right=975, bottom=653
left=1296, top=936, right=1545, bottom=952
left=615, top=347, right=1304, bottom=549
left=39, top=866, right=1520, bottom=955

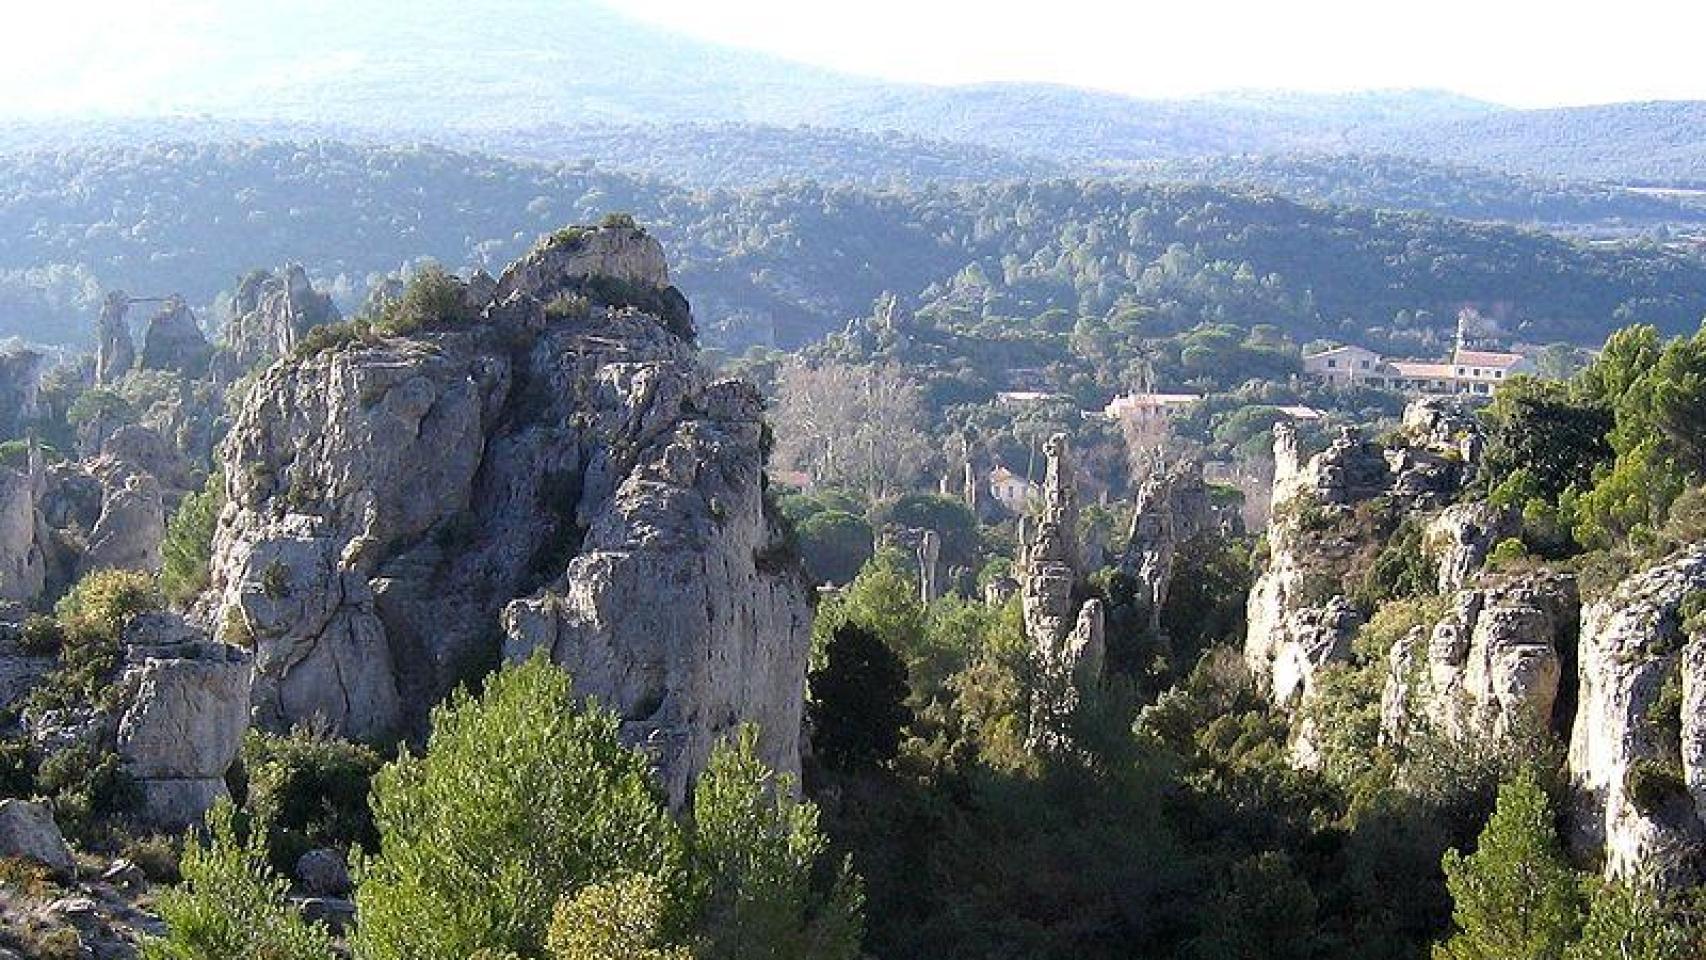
left=4, top=1, right=1704, bottom=112
left=623, top=0, right=1705, bottom=107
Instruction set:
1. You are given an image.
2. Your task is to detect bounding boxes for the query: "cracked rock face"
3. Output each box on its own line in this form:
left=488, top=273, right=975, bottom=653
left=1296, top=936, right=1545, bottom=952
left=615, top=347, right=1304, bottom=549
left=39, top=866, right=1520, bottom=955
left=207, top=225, right=807, bottom=803
left=1425, top=502, right=1512, bottom=595
left=1381, top=572, right=1577, bottom=745
left=1246, top=424, right=1382, bottom=707
left=1568, top=549, right=1706, bottom=886
left=0, top=456, right=46, bottom=604
left=96, top=292, right=136, bottom=386
left=0, top=347, right=43, bottom=438
left=216, top=265, right=340, bottom=380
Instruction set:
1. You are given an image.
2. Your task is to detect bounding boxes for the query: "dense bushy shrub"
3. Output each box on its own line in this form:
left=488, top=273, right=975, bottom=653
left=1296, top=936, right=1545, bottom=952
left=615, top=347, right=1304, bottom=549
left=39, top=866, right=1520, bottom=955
left=238, top=729, right=382, bottom=875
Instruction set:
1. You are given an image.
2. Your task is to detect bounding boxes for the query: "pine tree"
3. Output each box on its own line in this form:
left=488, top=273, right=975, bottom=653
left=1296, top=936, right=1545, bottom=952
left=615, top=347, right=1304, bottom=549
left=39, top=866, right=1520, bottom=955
left=1434, top=769, right=1584, bottom=960
left=807, top=622, right=912, bottom=771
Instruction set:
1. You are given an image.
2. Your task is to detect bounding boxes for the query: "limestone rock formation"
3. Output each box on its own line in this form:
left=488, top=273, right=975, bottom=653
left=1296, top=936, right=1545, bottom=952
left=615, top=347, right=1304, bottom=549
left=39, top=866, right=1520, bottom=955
left=1568, top=549, right=1706, bottom=886
left=1381, top=572, right=1577, bottom=745
left=76, top=471, right=166, bottom=580
left=0, top=448, right=47, bottom=604
left=138, top=297, right=212, bottom=377
left=216, top=265, right=340, bottom=379
left=95, top=292, right=136, bottom=385
left=206, top=224, right=805, bottom=804
left=1425, top=502, right=1512, bottom=594
left=116, top=617, right=252, bottom=829
left=1121, top=460, right=1213, bottom=638
left=0, top=799, right=76, bottom=880
left=1246, top=424, right=1387, bottom=706
left=1019, top=434, right=1104, bottom=748
left=1248, top=401, right=1493, bottom=710
left=0, top=346, right=44, bottom=438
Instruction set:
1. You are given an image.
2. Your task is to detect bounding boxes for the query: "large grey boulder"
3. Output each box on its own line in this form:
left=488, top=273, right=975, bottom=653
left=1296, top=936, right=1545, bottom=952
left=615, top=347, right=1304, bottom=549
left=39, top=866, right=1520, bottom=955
left=77, top=471, right=166, bottom=579
left=207, top=224, right=806, bottom=803
left=115, top=616, right=252, bottom=830
left=0, top=799, right=76, bottom=880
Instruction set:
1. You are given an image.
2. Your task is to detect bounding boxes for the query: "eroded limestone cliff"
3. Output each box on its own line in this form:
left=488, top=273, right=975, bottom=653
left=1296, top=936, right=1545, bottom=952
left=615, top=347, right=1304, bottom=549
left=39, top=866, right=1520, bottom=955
left=205, top=225, right=809, bottom=802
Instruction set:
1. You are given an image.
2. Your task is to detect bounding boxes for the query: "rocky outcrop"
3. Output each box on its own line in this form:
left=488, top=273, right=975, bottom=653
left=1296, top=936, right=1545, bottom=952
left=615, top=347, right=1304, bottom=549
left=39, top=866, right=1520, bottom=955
left=1425, top=502, right=1513, bottom=594
left=216, top=265, right=340, bottom=379
left=1568, top=549, right=1706, bottom=886
left=1247, top=401, right=1494, bottom=710
left=1381, top=572, right=1578, bottom=745
left=115, top=614, right=251, bottom=829
left=76, top=471, right=166, bottom=580
left=138, top=297, right=212, bottom=377
left=95, top=292, right=136, bottom=385
left=1246, top=425, right=1385, bottom=706
left=1020, top=434, right=1104, bottom=749
left=1121, top=460, right=1213, bottom=638
left=0, top=450, right=46, bottom=604
left=0, top=346, right=44, bottom=438
left=206, top=224, right=804, bottom=804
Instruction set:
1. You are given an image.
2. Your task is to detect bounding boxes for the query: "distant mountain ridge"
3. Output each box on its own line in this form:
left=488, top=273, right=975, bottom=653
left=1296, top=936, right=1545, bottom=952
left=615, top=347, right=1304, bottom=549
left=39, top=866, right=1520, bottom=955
left=8, top=0, right=1706, bottom=185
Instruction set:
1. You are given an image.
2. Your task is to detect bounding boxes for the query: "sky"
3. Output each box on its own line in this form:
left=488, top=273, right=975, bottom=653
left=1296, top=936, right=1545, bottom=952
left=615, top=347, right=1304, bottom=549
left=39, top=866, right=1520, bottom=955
left=620, top=0, right=1706, bottom=107
left=2, top=0, right=1704, bottom=112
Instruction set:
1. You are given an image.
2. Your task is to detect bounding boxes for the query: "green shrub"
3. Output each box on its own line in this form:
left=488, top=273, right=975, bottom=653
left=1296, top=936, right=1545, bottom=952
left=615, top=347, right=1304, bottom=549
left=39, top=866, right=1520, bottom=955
left=121, top=834, right=184, bottom=883
left=1436, top=768, right=1583, bottom=960
left=140, top=799, right=336, bottom=960
left=808, top=622, right=913, bottom=773
left=599, top=212, right=640, bottom=231
left=547, top=225, right=593, bottom=250
left=34, top=744, right=136, bottom=844
left=370, top=264, right=473, bottom=337
left=17, top=615, right=63, bottom=656
left=1486, top=537, right=1531, bottom=571
left=238, top=729, right=382, bottom=876
left=544, top=292, right=591, bottom=321
left=291, top=318, right=373, bottom=359
left=546, top=874, right=690, bottom=960
left=351, top=655, right=683, bottom=960
left=0, top=735, right=37, bottom=797
left=25, top=570, right=162, bottom=718
left=160, top=472, right=225, bottom=608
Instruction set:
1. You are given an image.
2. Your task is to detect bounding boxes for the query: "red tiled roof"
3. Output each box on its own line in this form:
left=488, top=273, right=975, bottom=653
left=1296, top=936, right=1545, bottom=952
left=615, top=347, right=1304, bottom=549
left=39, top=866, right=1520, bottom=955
left=1389, top=361, right=1456, bottom=378
left=1453, top=350, right=1524, bottom=368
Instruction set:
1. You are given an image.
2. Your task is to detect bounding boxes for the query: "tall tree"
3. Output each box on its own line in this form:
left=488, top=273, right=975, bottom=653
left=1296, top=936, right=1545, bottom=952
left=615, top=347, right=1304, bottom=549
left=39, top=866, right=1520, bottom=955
left=1434, top=769, right=1583, bottom=960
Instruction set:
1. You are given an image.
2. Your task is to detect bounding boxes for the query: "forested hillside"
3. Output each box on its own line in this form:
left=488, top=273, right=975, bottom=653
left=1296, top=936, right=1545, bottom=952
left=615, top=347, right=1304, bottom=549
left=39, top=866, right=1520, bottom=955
left=4, top=141, right=1706, bottom=352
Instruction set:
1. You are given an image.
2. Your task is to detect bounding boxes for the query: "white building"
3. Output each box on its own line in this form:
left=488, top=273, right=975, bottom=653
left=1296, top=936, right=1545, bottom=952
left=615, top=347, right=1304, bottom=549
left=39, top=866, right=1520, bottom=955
left=1102, top=392, right=1201, bottom=424
left=987, top=466, right=1036, bottom=514
left=1301, top=345, right=1386, bottom=386
left=1305, top=343, right=1535, bottom=396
